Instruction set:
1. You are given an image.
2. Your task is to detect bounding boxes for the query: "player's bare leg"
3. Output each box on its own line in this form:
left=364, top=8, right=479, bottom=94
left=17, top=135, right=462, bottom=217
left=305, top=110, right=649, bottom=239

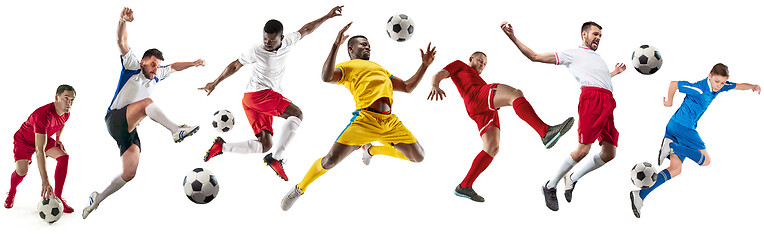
left=492, top=84, right=573, bottom=149
left=282, top=142, right=357, bottom=211
left=456, top=126, right=499, bottom=202
left=564, top=142, right=616, bottom=202
left=127, top=98, right=198, bottom=143
left=43, top=146, right=73, bottom=213
left=83, top=144, right=139, bottom=219
left=263, top=103, right=304, bottom=181
left=5, top=159, right=29, bottom=208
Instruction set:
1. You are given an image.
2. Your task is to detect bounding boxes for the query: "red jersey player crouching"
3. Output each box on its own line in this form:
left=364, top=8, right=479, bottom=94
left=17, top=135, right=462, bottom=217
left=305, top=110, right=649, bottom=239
left=5, top=85, right=76, bottom=213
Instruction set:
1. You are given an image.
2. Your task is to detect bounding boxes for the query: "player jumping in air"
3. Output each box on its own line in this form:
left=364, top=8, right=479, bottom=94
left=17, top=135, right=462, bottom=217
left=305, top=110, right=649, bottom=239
left=82, top=7, right=205, bottom=219
left=428, top=52, right=574, bottom=202
left=280, top=22, right=436, bottom=211
left=199, top=6, right=344, bottom=181
left=502, top=21, right=627, bottom=211
left=5, top=85, right=76, bottom=213
left=630, top=64, right=760, bottom=218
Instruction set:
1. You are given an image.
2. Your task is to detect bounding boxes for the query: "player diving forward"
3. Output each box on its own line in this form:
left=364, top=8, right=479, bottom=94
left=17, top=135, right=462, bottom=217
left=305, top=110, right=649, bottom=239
left=502, top=21, right=628, bottom=211
left=428, top=52, right=574, bottom=202
left=630, top=63, right=760, bottom=218
left=5, top=85, right=76, bottom=213
left=200, top=6, right=344, bottom=181
left=280, top=22, right=436, bottom=211
left=82, top=7, right=205, bottom=219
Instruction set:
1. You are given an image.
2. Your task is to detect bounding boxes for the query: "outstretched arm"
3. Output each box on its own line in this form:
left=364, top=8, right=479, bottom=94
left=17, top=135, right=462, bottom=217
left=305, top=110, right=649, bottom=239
left=611, top=63, right=626, bottom=77
left=663, top=81, right=679, bottom=107
left=199, top=60, right=244, bottom=96
left=392, top=43, right=437, bottom=93
left=298, top=6, right=343, bottom=39
left=427, top=69, right=450, bottom=101
left=170, top=59, right=205, bottom=72
left=734, top=83, right=762, bottom=94
left=117, top=7, right=134, bottom=56
left=501, top=22, right=557, bottom=64
left=322, top=22, right=352, bottom=84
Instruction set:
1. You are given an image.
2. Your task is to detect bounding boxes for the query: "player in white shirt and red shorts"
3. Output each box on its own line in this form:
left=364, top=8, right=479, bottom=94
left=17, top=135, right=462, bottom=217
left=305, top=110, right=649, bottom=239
left=502, top=21, right=627, bottom=211
left=199, top=6, right=344, bottom=181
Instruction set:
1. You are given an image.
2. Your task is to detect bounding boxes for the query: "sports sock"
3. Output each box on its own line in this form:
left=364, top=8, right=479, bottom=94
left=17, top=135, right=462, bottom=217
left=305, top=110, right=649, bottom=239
left=272, top=116, right=301, bottom=160
left=547, top=156, right=576, bottom=189
left=145, top=103, right=179, bottom=133
left=53, top=155, right=69, bottom=198
left=512, top=97, right=549, bottom=137
left=670, top=142, right=704, bottom=165
left=223, top=139, right=263, bottom=154
left=296, top=158, right=328, bottom=194
left=460, top=150, right=494, bottom=188
left=9, top=171, right=25, bottom=194
left=570, top=153, right=606, bottom=182
left=369, top=145, right=410, bottom=161
left=95, top=176, right=127, bottom=205
left=639, top=169, right=672, bottom=200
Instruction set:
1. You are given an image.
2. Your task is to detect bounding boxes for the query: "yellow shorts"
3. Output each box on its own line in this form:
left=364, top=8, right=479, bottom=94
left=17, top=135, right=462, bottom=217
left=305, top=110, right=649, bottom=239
left=335, top=109, right=418, bottom=146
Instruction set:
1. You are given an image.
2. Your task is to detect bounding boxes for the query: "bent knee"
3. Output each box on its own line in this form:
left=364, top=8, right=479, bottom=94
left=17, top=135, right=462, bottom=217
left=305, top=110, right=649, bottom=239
left=701, top=157, right=711, bottom=166
left=484, top=146, right=499, bottom=157
left=122, top=170, right=137, bottom=182
left=408, top=151, right=425, bottom=163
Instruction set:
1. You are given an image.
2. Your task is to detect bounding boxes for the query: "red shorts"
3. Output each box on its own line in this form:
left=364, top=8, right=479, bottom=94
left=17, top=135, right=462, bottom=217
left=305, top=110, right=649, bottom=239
left=13, top=136, right=57, bottom=162
left=242, top=90, right=292, bottom=135
left=463, top=83, right=501, bottom=136
left=578, top=87, right=618, bottom=146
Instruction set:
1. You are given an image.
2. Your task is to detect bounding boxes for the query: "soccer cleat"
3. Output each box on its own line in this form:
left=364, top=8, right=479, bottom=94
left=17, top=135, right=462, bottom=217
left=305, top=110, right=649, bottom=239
left=542, top=181, right=559, bottom=211
left=361, top=143, right=373, bottom=166
left=454, top=184, right=485, bottom=202
left=657, top=137, right=673, bottom=166
left=82, top=191, right=99, bottom=219
left=563, top=172, right=577, bottom=203
left=61, top=199, right=74, bottom=213
left=173, top=124, right=200, bottom=143
left=204, top=137, right=225, bottom=162
left=4, top=192, right=15, bottom=208
left=281, top=185, right=303, bottom=211
left=542, top=117, right=575, bottom=149
left=630, top=190, right=643, bottom=218
left=264, top=153, right=288, bottom=181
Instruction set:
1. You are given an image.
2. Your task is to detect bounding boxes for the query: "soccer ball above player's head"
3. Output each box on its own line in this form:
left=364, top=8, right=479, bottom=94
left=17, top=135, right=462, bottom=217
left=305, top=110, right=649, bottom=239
left=347, top=35, right=370, bottom=60
left=54, top=84, right=76, bottom=114
left=708, top=63, right=730, bottom=92
left=469, top=51, right=487, bottom=74
left=140, top=48, right=164, bottom=79
left=581, top=21, right=602, bottom=51
left=263, top=19, right=284, bottom=52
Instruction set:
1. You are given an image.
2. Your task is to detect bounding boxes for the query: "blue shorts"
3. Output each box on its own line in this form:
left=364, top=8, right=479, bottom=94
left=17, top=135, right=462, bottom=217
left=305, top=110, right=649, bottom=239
left=664, top=120, right=705, bottom=150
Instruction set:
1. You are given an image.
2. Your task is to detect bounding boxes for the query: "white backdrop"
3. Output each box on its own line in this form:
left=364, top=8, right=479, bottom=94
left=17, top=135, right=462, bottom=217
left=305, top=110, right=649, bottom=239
left=0, top=0, right=761, bottom=239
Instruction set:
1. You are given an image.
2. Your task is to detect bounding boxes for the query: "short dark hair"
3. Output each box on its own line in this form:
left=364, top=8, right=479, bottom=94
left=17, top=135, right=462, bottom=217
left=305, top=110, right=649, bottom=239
left=710, top=63, right=729, bottom=77
left=581, top=21, right=602, bottom=33
left=142, top=48, right=164, bottom=61
left=347, top=35, right=367, bottom=45
left=471, top=51, right=487, bottom=58
left=264, top=19, right=284, bottom=34
left=56, top=84, right=76, bottom=96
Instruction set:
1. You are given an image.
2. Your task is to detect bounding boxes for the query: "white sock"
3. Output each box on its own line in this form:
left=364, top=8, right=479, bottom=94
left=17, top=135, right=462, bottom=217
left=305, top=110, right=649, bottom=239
left=145, top=103, right=179, bottom=133
left=223, top=139, right=263, bottom=154
left=547, top=156, right=577, bottom=189
left=570, top=153, right=606, bottom=182
left=271, top=116, right=301, bottom=160
left=95, top=176, right=127, bottom=205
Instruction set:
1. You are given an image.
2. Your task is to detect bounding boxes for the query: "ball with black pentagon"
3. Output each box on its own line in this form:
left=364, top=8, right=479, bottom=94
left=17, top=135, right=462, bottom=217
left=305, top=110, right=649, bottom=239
left=386, top=14, right=415, bottom=42
left=183, top=168, right=220, bottom=204
left=212, top=109, right=235, bottom=133
left=37, top=196, right=63, bottom=223
left=632, top=45, right=663, bottom=75
left=630, top=162, right=658, bottom=189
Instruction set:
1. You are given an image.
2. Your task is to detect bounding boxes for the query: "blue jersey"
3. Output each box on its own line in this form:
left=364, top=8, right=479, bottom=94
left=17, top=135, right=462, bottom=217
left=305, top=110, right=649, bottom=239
left=669, top=78, right=736, bottom=128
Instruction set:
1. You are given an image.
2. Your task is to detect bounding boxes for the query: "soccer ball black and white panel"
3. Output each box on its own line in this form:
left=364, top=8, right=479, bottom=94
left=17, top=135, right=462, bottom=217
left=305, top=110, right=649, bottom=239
left=212, top=109, right=234, bottom=133
left=37, top=197, right=63, bottom=223
left=386, top=14, right=415, bottom=42
left=630, top=162, right=658, bottom=189
left=632, top=45, right=663, bottom=75
left=183, top=168, right=219, bottom=204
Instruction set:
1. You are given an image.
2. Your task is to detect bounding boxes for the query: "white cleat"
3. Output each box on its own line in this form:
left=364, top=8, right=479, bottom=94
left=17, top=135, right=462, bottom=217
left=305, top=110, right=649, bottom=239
left=657, top=138, right=673, bottom=166
left=82, top=191, right=99, bottom=219
left=173, top=125, right=200, bottom=143
left=281, top=185, right=303, bottom=211
left=630, top=190, right=643, bottom=218
left=361, top=143, right=373, bottom=166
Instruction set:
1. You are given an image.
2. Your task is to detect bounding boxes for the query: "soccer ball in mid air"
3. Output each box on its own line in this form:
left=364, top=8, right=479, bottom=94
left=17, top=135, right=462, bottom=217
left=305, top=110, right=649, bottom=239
left=630, top=162, right=658, bottom=189
left=212, top=109, right=234, bottom=133
left=183, top=168, right=220, bottom=204
left=386, top=14, right=414, bottom=42
left=632, top=45, right=663, bottom=75
left=38, top=197, right=63, bottom=223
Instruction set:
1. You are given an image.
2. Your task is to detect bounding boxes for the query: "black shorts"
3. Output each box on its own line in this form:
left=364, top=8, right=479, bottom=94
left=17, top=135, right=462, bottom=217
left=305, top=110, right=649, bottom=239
left=105, top=105, right=141, bottom=156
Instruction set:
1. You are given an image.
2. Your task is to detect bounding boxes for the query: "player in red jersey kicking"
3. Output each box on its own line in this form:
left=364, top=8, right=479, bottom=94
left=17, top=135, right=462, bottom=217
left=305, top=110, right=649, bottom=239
left=429, top=52, right=574, bottom=202
left=5, top=85, right=76, bottom=213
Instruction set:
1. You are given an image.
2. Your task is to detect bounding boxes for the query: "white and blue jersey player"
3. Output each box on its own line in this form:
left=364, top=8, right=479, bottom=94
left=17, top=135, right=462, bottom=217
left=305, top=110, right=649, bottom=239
left=631, top=63, right=761, bottom=218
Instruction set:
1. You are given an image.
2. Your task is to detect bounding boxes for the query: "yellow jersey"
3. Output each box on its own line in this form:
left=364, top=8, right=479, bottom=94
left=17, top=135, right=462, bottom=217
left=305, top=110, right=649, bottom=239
left=335, top=59, right=394, bottom=110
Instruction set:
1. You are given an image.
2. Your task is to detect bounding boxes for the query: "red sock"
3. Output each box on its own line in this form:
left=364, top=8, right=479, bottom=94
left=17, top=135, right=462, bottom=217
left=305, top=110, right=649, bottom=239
left=53, top=155, right=69, bottom=198
left=460, top=151, right=494, bottom=188
left=9, top=171, right=25, bottom=194
left=512, top=97, right=549, bottom=137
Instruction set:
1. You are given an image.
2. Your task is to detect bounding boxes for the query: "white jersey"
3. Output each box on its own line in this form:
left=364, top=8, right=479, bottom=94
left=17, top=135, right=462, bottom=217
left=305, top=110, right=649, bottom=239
left=108, top=49, right=173, bottom=112
left=555, top=46, right=613, bottom=92
left=238, top=32, right=301, bottom=93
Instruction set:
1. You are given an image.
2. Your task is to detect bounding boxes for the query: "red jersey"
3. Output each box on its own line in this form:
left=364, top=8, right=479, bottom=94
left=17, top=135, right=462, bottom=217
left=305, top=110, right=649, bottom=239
left=14, top=103, right=70, bottom=145
left=443, top=60, right=489, bottom=108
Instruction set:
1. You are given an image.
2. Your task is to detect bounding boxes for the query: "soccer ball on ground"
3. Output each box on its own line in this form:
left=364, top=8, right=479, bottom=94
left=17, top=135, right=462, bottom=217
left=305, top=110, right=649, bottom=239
left=386, top=14, right=415, bottom=42
left=212, top=109, right=234, bottom=133
left=632, top=45, right=663, bottom=75
left=183, top=168, right=219, bottom=204
left=38, top=196, right=63, bottom=223
left=631, top=162, right=658, bottom=189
